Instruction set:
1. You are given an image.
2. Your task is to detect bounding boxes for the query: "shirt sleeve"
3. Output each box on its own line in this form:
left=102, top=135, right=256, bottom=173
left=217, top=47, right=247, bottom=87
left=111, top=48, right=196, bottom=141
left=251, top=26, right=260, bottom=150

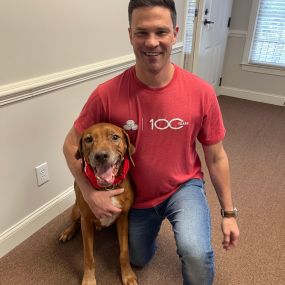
left=197, top=87, right=226, bottom=145
left=73, top=87, right=105, bottom=134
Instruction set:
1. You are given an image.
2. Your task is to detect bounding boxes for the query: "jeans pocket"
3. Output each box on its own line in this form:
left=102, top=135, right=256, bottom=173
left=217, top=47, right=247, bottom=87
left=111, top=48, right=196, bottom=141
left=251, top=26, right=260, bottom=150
left=186, top=178, right=204, bottom=188
left=190, top=179, right=207, bottom=197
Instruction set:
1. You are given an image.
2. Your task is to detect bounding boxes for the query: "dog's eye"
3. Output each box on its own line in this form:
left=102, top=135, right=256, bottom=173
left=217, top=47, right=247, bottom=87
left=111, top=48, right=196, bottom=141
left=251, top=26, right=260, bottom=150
left=84, top=135, right=93, bottom=144
left=111, top=134, right=120, bottom=141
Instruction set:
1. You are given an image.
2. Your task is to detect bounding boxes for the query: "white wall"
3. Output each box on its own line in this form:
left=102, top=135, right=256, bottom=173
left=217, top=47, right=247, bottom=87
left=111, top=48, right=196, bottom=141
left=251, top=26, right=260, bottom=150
left=0, top=0, right=186, bottom=257
left=221, top=0, right=285, bottom=106
left=0, top=0, right=132, bottom=85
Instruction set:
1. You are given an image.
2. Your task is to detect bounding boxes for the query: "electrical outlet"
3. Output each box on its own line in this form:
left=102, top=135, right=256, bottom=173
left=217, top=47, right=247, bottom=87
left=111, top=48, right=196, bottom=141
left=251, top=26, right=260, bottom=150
left=35, top=162, right=49, bottom=186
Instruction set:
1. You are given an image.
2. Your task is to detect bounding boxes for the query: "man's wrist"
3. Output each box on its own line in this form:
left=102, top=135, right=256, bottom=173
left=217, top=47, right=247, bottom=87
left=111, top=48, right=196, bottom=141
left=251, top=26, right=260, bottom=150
left=221, top=207, right=238, bottom=218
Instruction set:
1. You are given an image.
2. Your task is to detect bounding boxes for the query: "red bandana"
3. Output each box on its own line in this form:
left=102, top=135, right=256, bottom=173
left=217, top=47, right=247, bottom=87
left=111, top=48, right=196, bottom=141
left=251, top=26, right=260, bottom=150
left=84, top=158, right=130, bottom=190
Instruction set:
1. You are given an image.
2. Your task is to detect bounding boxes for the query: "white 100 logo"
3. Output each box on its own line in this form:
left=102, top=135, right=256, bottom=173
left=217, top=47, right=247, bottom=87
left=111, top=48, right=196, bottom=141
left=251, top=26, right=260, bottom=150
left=149, top=118, right=189, bottom=130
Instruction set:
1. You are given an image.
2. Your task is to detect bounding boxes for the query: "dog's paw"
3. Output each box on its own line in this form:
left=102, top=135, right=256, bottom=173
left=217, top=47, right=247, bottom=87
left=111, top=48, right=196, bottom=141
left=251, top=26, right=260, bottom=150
left=82, top=275, right=97, bottom=285
left=58, top=224, right=78, bottom=243
left=122, top=271, right=138, bottom=285
left=58, top=232, right=71, bottom=243
left=81, top=269, right=97, bottom=285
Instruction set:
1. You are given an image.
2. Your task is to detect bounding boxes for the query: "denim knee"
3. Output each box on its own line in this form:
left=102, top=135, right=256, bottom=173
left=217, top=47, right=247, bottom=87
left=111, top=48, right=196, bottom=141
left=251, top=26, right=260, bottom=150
left=177, top=235, right=213, bottom=260
left=178, top=244, right=214, bottom=268
left=128, top=207, right=162, bottom=268
left=166, top=179, right=215, bottom=284
left=129, top=245, right=157, bottom=268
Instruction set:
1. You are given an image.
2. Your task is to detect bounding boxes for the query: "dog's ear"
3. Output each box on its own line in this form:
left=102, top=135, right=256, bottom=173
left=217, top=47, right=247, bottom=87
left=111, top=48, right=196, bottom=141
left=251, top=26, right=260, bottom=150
left=75, top=149, right=81, bottom=160
left=75, top=137, right=85, bottom=171
left=123, top=130, right=135, bottom=167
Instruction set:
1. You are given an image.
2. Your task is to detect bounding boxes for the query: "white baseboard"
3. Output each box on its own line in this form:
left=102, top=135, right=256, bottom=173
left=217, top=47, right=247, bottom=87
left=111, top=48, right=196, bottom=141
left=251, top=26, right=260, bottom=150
left=220, top=86, right=285, bottom=106
left=0, top=186, right=75, bottom=258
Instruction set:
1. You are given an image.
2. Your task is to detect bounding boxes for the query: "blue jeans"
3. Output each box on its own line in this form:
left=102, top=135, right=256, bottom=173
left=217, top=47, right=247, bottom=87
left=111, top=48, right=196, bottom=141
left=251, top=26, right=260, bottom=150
left=129, top=179, right=214, bottom=285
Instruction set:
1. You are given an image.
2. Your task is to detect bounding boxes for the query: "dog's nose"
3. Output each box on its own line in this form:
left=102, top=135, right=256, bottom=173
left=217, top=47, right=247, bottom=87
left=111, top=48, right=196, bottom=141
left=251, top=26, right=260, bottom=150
left=94, top=151, right=109, bottom=163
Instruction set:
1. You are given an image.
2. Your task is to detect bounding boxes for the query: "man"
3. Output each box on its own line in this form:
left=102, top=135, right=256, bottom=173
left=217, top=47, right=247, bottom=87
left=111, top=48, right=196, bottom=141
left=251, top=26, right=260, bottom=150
left=63, top=0, right=240, bottom=284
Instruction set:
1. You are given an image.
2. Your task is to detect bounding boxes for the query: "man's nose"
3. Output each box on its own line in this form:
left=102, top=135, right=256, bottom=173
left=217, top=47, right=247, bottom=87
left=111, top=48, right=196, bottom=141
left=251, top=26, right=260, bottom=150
left=145, top=34, right=159, bottom=48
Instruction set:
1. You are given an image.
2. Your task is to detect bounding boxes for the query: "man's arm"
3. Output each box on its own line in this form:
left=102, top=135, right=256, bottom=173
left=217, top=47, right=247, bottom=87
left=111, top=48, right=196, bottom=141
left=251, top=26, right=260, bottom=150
left=202, top=141, right=240, bottom=250
left=63, top=126, right=123, bottom=218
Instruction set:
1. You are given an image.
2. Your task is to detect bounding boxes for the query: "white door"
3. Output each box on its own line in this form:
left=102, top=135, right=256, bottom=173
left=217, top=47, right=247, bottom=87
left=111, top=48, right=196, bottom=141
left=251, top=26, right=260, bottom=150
left=184, top=0, right=233, bottom=91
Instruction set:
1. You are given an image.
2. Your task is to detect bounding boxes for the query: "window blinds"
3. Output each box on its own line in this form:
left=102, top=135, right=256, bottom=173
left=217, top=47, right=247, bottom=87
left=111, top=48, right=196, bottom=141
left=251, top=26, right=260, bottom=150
left=250, top=0, right=285, bottom=67
left=184, top=0, right=197, bottom=54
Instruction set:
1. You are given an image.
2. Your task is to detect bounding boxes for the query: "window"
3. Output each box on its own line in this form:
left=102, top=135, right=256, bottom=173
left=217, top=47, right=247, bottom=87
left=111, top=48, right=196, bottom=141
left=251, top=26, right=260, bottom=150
left=183, top=0, right=197, bottom=71
left=184, top=0, right=197, bottom=55
left=242, top=0, right=285, bottom=75
left=251, top=0, right=285, bottom=67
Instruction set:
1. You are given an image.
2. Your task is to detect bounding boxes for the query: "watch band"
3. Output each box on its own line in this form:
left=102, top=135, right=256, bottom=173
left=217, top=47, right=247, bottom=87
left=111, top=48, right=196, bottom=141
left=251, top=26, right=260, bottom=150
left=221, top=208, right=238, bottom=218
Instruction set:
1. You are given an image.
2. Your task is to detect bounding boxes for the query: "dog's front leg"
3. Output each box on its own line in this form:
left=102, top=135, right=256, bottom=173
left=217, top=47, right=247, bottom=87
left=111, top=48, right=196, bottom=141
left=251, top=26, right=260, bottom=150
left=116, top=213, right=138, bottom=285
left=81, top=216, right=96, bottom=285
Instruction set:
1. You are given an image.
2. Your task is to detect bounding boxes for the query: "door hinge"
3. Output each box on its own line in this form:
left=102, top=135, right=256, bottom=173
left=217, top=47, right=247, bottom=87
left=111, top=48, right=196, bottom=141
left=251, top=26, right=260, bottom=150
left=219, top=77, right=223, bottom=87
left=227, top=17, right=231, bottom=28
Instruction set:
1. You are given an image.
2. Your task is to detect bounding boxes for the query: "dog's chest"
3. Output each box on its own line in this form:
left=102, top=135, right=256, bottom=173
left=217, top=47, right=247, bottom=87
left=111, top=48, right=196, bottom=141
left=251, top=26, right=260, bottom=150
left=99, top=196, right=121, bottom=227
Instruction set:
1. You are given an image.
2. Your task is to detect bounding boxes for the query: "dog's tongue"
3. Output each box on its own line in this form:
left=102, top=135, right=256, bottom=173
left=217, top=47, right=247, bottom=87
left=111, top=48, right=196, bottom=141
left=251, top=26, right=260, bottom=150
left=97, top=167, right=115, bottom=186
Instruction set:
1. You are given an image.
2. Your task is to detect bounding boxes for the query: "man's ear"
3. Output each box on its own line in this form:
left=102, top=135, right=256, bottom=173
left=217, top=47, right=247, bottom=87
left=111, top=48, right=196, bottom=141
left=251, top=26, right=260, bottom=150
left=173, top=26, right=179, bottom=44
left=128, top=27, right=134, bottom=45
left=123, top=130, right=135, bottom=166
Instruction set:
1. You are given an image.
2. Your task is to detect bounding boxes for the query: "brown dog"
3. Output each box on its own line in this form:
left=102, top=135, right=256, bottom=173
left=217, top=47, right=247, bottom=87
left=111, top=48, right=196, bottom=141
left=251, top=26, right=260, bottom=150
left=59, top=123, right=138, bottom=285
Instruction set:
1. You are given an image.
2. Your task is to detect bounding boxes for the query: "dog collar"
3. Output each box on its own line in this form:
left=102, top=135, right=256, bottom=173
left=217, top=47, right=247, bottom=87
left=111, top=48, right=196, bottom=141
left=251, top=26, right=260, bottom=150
left=84, top=158, right=130, bottom=190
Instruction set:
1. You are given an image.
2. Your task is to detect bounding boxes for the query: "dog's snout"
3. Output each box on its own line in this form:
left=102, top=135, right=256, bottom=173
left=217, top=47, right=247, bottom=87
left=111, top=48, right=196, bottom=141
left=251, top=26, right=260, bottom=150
left=94, top=151, right=109, bottom=163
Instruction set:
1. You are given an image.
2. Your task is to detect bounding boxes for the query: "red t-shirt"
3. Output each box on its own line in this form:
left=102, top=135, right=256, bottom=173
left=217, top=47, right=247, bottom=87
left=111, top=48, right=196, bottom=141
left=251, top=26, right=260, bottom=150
left=74, top=65, right=226, bottom=208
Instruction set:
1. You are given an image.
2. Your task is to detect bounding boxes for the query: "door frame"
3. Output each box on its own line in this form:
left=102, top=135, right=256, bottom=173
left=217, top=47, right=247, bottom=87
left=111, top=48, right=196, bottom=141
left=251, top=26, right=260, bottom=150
left=183, top=0, right=204, bottom=73
left=191, top=0, right=204, bottom=74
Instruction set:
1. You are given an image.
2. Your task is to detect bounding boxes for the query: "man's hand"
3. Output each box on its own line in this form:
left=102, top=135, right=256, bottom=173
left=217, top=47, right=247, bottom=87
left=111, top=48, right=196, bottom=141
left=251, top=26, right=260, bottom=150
left=84, top=188, right=124, bottom=219
left=221, top=218, right=240, bottom=250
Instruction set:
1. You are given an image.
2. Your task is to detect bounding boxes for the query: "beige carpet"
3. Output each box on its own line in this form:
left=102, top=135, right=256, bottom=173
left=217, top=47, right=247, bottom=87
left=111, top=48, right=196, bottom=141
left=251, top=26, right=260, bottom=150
left=1, top=96, right=285, bottom=285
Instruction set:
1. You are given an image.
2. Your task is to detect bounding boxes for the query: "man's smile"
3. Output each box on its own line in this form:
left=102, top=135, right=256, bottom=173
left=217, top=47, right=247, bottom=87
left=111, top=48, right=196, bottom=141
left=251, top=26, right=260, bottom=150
left=143, top=51, right=162, bottom=56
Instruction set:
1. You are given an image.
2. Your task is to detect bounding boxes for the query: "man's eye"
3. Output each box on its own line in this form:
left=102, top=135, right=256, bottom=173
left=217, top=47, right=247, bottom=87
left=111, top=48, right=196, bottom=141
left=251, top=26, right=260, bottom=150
left=84, top=135, right=93, bottom=143
left=135, top=31, right=147, bottom=36
left=157, top=30, right=168, bottom=36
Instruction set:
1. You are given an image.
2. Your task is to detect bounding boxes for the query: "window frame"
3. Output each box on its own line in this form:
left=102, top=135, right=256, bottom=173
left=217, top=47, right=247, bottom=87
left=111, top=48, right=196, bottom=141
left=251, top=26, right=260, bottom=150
left=241, top=0, right=285, bottom=76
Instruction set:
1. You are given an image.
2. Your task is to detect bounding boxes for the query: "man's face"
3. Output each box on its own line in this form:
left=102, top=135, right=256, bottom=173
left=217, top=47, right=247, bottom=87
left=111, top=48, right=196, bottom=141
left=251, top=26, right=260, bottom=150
left=128, top=6, right=179, bottom=75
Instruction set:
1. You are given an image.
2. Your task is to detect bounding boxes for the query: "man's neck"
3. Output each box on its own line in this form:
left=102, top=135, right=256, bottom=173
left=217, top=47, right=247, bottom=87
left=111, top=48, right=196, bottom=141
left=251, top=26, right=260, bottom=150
left=135, top=64, right=175, bottom=89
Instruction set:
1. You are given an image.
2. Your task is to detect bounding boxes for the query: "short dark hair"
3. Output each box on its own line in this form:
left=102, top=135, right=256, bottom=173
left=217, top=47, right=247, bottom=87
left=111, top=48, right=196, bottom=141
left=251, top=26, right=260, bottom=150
left=128, top=0, right=177, bottom=28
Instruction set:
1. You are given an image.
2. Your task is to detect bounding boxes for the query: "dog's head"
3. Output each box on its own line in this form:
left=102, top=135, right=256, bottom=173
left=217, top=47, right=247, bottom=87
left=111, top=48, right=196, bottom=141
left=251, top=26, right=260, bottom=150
left=76, top=123, right=135, bottom=187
